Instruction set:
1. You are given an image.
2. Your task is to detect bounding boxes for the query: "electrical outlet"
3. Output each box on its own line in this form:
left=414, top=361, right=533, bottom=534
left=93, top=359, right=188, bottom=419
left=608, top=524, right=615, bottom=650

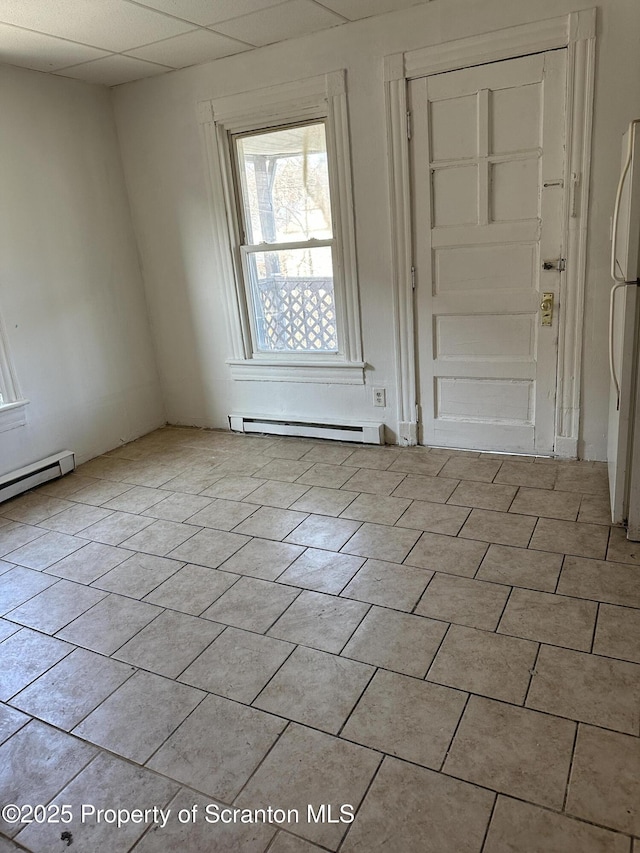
left=373, top=387, right=386, bottom=407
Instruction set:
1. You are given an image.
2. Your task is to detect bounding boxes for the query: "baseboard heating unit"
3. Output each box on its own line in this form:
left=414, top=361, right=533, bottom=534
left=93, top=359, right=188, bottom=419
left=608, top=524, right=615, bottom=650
left=0, top=451, right=75, bottom=503
left=229, top=415, right=383, bottom=445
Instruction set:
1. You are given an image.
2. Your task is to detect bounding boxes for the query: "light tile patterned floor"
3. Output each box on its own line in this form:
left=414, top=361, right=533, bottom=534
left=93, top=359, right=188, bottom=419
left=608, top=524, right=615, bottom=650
left=0, top=426, right=639, bottom=852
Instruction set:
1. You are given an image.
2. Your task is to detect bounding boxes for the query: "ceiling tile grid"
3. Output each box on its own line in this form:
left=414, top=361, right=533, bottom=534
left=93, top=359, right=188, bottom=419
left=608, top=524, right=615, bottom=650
left=213, top=0, right=345, bottom=47
left=0, top=0, right=431, bottom=86
left=125, top=28, right=251, bottom=67
left=129, top=0, right=290, bottom=27
left=0, top=21, right=109, bottom=72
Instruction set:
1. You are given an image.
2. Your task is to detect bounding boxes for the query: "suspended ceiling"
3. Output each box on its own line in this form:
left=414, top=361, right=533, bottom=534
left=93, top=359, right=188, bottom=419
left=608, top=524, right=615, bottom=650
left=0, top=0, right=433, bottom=86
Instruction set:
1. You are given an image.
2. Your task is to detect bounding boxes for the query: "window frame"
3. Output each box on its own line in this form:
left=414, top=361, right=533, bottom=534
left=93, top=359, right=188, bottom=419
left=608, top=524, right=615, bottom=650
left=0, top=309, right=28, bottom=432
left=198, top=71, right=364, bottom=384
left=231, top=118, right=343, bottom=359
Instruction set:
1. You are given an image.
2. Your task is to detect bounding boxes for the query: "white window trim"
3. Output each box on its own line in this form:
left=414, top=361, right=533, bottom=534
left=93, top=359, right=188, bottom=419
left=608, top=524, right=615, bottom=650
left=198, top=70, right=365, bottom=384
left=0, top=310, right=28, bottom=433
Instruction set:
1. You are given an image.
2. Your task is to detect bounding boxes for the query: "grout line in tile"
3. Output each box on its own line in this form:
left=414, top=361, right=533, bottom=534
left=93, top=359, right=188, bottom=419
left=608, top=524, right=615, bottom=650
left=44, top=590, right=131, bottom=642
left=477, top=794, right=639, bottom=852
left=173, top=624, right=231, bottom=682
left=605, top=522, right=614, bottom=561
left=335, top=665, right=378, bottom=738
left=472, top=547, right=489, bottom=580
left=422, top=620, right=453, bottom=682
left=8, top=536, right=636, bottom=652
left=248, top=643, right=300, bottom=709
left=335, top=753, right=385, bottom=853
left=2, top=631, right=77, bottom=704
left=493, top=584, right=516, bottom=636
left=262, top=832, right=281, bottom=853
left=91, top=555, right=187, bottom=600
left=505, top=485, right=520, bottom=513
left=192, top=572, right=245, bottom=618
left=43, top=544, right=133, bottom=586
left=409, top=570, right=437, bottom=615
left=19, top=661, right=139, bottom=735
left=553, top=554, right=566, bottom=594
left=270, top=548, right=311, bottom=584
left=138, top=688, right=210, bottom=769
left=336, top=604, right=372, bottom=655
left=5, top=578, right=109, bottom=636
left=335, top=565, right=366, bottom=598
left=230, top=720, right=294, bottom=806
left=438, top=691, right=471, bottom=772
left=18, top=614, right=640, bottom=756
left=478, top=791, right=499, bottom=853
left=258, top=588, right=305, bottom=637
left=3, top=719, right=99, bottom=814
left=523, top=514, right=538, bottom=549
left=107, top=606, right=169, bottom=658
left=524, top=668, right=637, bottom=737
left=0, top=580, right=58, bottom=622
left=522, top=643, right=542, bottom=707
left=589, top=601, right=601, bottom=654
left=561, top=720, right=580, bottom=813
left=326, top=741, right=639, bottom=842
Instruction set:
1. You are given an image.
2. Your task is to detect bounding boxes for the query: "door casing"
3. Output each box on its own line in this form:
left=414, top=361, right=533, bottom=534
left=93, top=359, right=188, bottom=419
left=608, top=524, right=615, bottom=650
left=384, top=9, right=597, bottom=457
left=410, top=50, right=567, bottom=455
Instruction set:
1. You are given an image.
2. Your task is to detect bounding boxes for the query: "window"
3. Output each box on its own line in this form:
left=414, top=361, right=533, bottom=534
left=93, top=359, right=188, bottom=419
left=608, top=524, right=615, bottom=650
left=234, top=122, right=338, bottom=355
left=0, top=309, right=27, bottom=432
left=200, top=71, right=364, bottom=383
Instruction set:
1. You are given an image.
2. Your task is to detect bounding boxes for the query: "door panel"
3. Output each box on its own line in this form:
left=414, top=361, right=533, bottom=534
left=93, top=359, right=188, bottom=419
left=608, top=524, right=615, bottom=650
left=434, top=243, right=537, bottom=293
left=436, top=378, right=534, bottom=424
left=410, top=50, right=567, bottom=454
left=435, top=314, right=535, bottom=361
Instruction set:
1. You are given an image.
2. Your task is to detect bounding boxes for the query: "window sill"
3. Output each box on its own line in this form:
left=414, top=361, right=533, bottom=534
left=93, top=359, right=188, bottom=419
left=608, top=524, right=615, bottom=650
left=0, top=399, right=29, bottom=433
left=226, top=359, right=366, bottom=384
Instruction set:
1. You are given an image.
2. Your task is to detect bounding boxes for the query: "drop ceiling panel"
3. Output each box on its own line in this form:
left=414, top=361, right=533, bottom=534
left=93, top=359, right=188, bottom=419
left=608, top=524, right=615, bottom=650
left=0, top=22, right=109, bottom=71
left=214, top=0, right=344, bottom=47
left=0, top=0, right=434, bottom=85
left=0, top=0, right=193, bottom=51
left=131, top=0, right=288, bottom=26
left=126, top=28, right=250, bottom=67
left=316, top=0, right=428, bottom=21
left=58, top=53, right=170, bottom=85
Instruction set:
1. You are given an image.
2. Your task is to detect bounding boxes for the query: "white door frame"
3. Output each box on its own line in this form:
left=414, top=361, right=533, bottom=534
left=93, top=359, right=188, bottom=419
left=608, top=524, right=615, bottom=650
left=385, top=9, right=596, bottom=457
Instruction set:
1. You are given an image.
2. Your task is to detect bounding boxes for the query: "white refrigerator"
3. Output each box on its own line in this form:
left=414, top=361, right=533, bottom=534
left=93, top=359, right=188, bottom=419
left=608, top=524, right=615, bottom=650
left=608, top=119, right=640, bottom=538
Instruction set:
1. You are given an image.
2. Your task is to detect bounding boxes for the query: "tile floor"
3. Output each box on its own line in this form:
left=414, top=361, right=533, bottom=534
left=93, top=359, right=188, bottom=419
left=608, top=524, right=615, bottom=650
left=0, top=427, right=639, bottom=852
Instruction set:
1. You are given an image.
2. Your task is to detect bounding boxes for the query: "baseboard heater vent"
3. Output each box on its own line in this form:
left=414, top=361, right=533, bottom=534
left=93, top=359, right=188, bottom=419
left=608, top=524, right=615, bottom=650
left=229, top=415, right=383, bottom=445
left=0, top=451, right=75, bottom=503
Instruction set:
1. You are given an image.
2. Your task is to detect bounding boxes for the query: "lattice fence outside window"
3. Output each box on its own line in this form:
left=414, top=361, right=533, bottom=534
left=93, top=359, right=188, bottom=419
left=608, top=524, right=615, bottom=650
left=254, top=277, right=337, bottom=352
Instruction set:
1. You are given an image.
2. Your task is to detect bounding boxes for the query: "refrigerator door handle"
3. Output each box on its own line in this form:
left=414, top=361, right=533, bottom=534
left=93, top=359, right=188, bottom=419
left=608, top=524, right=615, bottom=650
left=609, top=282, right=632, bottom=410
left=609, top=119, right=640, bottom=410
left=611, top=119, right=640, bottom=283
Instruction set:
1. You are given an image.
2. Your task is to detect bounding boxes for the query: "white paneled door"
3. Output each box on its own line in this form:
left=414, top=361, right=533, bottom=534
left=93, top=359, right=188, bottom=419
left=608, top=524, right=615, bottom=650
left=409, top=50, right=567, bottom=454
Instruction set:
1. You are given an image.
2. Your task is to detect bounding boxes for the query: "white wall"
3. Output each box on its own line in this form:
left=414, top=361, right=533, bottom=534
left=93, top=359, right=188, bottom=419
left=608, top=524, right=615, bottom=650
left=0, top=65, right=164, bottom=476
left=112, top=0, right=640, bottom=460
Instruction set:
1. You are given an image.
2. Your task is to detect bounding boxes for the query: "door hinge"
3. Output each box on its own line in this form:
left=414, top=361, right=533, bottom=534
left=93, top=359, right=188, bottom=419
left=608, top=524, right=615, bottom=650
left=406, top=110, right=412, bottom=140
left=411, top=266, right=416, bottom=290
left=570, top=172, right=581, bottom=218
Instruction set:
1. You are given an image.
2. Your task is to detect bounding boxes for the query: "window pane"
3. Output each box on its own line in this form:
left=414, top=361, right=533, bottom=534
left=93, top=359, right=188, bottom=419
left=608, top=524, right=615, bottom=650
left=245, top=247, right=338, bottom=353
left=236, top=123, right=333, bottom=244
